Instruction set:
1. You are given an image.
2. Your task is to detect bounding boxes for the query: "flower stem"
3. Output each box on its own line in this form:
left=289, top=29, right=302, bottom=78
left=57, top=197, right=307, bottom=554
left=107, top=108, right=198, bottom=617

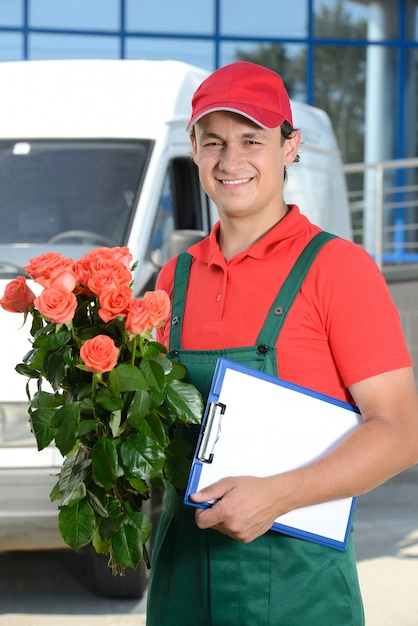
left=131, top=335, right=137, bottom=364
left=92, top=373, right=101, bottom=400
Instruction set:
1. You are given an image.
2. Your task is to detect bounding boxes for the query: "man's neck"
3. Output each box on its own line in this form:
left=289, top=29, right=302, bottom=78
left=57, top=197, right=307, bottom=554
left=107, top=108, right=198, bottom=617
left=218, top=206, right=289, bottom=261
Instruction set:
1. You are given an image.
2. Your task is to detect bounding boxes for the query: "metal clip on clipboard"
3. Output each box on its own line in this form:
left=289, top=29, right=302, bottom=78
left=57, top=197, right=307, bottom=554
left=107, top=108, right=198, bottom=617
left=197, top=401, right=226, bottom=463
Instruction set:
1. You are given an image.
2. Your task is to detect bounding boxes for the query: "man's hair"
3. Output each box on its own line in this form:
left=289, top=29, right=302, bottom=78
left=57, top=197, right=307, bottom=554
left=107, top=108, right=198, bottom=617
left=281, top=120, right=300, bottom=181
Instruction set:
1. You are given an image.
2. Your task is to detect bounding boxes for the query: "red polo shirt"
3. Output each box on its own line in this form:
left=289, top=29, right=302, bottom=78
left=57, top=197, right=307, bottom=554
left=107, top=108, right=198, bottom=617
left=156, top=206, right=411, bottom=403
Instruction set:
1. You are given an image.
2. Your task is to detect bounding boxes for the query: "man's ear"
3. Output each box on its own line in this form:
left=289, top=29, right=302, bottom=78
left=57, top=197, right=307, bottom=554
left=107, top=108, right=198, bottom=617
left=190, top=133, right=199, bottom=166
left=284, top=129, right=301, bottom=165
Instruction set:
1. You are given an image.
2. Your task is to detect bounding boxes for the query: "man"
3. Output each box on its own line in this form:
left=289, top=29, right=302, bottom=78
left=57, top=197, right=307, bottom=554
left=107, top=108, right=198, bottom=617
left=146, top=61, right=418, bottom=625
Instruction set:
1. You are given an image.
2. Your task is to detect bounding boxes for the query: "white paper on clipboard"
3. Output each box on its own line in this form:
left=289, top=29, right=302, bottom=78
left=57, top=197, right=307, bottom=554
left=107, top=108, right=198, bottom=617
left=184, top=358, right=362, bottom=551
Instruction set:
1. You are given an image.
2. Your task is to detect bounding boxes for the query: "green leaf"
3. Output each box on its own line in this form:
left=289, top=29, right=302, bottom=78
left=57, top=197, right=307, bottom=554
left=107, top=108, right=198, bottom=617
left=51, top=401, right=80, bottom=428
left=31, top=390, right=62, bottom=409
left=59, top=499, right=95, bottom=551
left=111, top=523, right=143, bottom=569
left=33, top=320, right=55, bottom=339
left=99, top=510, right=124, bottom=540
left=166, top=359, right=187, bottom=381
left=92, top=527, right=110, bottom=555
left=96, top=388, right=123, bottom=412
left=45, top=350, right=67, bottom=388
left=78, top=418, right=99, bottom=438
left=140, top=358, right=165, bottom=392
left=80, top=396, right=95, bottom=412
left=50, top=479, right=62, bottom=502
left=165, top=379, right=203, bottom=425
left=34, top=329, right=71, bottom=350
left=15, top=362, right=42, bottom=379
left=53, top=403, right=80, bottom=456
left=148, top=354, right=172, bottom=376
left=127, top=476, right=149, bottom=495
left=58, top=447, right=91, bottom=501
left=143, top=411, right=169, bottom=446
left=108, top=410, right=122, bottom=437
left=114, top=364, right=148, bottom=391
left=62, top=345, right=74, bottom=370
left=107, top=368, right=120, bottom=397
left=111, top=511, right=152, bottom=569
left=86, top=487, right=110, bottom=518
left=120, top=434, right=165, bottom=480
left=29, top=407, right=56, bottom=450
left=92, top=437, right=118, bottom=489
left=61, top=481, right=86, bottom=507
left=164, top=438, right=193, bottom=489
left=126, top=389, right=151, bottom=430
left=149, top=340, right=167, bottom=354
left=30, top=309, right=44, bottom=335
left=127, top=510, right=152, bottom=544
left=23, top=347, right=49, bottom=373
left=149, top=388, right=166, bottom=408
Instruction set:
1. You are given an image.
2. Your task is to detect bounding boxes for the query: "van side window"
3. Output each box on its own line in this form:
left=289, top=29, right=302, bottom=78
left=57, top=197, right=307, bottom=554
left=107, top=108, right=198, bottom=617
left=150, top=157, right=206, bottom=267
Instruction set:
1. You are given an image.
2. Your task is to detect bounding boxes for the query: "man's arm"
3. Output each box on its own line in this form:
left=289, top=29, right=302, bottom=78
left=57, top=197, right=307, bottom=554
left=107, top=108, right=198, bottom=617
left=191, top=367, right=418, bottom=543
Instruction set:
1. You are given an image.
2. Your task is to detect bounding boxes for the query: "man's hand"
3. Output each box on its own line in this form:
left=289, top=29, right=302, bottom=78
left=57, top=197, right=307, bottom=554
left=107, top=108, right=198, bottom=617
left=190, top=475, right=282, bottom=543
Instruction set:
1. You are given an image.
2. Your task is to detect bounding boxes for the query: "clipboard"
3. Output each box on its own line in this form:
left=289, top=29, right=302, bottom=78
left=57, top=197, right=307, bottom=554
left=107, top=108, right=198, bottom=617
left=184, top=358, right=362, bottom=551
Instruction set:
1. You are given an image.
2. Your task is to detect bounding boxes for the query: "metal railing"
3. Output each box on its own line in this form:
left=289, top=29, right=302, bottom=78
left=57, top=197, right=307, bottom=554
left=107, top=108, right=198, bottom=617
left=343, top=158, right=418, bottom=270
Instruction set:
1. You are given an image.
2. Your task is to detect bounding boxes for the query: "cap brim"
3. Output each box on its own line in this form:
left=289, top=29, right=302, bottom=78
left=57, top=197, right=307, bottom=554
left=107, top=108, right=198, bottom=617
left=186, top=105, right=287, bottom=132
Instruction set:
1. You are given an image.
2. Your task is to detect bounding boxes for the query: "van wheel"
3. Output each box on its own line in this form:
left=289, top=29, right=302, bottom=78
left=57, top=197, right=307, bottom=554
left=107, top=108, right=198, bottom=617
left=92, top=551, right=147, bottom=599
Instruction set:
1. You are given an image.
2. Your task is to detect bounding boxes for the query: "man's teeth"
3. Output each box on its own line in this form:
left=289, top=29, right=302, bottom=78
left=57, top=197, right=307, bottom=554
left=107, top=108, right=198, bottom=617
left=221, top=178, right=250, bottom=185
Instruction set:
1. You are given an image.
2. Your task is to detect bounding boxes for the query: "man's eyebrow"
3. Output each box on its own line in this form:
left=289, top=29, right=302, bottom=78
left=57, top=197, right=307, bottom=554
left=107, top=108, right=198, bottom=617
left=241, top=130, right=264, bottom=138
left=200, top=130, right=223, bottom=140
left=200, top=129, right=265, bottom=140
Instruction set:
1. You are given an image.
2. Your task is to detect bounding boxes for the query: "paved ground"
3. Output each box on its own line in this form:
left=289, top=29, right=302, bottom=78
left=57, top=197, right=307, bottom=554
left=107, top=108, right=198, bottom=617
left=355, top=465, right=418, bottom=626
left=1, top=465, right=417, bottom=625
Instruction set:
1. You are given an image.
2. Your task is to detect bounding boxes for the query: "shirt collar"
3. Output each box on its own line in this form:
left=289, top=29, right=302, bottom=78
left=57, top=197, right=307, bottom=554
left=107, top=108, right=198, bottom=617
left=188, top=205, right=311, bottom=267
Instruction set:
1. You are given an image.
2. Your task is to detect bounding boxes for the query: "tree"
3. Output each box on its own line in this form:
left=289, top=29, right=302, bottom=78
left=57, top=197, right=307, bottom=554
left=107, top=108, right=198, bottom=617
left=235, top=43, right=299, bottom=99
left=235, top=1, right=367, bottom=164
left=310, top=1, right=367, bottom=164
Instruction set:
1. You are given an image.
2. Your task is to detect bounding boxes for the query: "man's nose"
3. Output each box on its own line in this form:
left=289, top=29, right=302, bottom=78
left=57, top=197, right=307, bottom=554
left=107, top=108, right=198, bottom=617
left=218, top=145, right=244, bottom=172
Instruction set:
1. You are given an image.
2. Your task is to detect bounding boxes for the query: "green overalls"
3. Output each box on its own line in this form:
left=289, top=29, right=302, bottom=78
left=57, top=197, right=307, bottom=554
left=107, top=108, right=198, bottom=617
left=147, top=232, right=365, bottom=626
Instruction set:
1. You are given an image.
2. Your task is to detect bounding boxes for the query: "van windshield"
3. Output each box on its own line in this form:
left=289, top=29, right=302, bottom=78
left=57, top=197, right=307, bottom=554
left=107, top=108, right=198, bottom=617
left=0, top=139, right=151, bottom=274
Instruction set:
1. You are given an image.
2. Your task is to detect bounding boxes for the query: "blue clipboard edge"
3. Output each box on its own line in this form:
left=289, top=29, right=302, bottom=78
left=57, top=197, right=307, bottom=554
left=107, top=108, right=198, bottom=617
left=270, top=497, right=357, bottom=551
left=211, top=358, right=361, bottom=415
left=184, top=358, right=361, bottom=551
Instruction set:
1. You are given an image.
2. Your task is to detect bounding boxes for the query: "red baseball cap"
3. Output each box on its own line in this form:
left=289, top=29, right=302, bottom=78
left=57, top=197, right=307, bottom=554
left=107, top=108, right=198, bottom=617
left=186, top=61, right=293, bottom=131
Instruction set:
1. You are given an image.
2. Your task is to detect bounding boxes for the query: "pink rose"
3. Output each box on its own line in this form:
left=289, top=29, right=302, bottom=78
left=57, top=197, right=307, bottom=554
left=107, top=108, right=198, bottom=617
left=34, top=285, right=78, bottom=324
left=98, top=285, right=133, bottom=323
left=87, top=246, right=133, bottom=269
left=73, top=261, right=93, bottom=296
left=0, top=276, right=36, bottom=313
left=80, top=335, right=120, bottom=374
left=143, top=290, right=171, bottom=327
left=88, top=264, right=132, bottom=296
left=124, top=299, right=152, bottom=335
left=79, top=247, right=133, bottom=275
left=47, top=263, right=78, bottom=292
left=25, top=252, right=77, bottom=290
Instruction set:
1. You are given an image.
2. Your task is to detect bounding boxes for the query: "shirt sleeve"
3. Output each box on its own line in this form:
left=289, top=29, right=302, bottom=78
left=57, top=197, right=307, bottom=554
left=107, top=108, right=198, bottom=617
left=314, top=239, right=412, bottom=387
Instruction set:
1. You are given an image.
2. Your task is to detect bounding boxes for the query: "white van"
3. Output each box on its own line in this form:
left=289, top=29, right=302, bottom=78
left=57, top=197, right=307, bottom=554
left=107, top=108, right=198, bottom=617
left=0, top=59, right=351, bottom=596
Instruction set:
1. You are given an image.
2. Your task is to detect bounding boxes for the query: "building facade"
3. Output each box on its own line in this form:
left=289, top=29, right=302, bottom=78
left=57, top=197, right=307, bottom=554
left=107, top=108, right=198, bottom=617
left=1, top=0, right=418, bottom=262
left=1, top=0, right=417, bottom=164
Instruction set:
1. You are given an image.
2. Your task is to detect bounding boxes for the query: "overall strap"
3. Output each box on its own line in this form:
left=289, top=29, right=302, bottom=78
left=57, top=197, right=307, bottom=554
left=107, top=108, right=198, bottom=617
left=256, top=231, right=337, bottom=347
left=169, top=231, right=338, bottom=351
left=169, top=251, right=193, bottom=350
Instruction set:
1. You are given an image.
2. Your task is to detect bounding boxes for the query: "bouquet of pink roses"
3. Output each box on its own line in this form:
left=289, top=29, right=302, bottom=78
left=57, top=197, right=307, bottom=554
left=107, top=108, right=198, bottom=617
left=0, top=247, right=202, bottom=574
